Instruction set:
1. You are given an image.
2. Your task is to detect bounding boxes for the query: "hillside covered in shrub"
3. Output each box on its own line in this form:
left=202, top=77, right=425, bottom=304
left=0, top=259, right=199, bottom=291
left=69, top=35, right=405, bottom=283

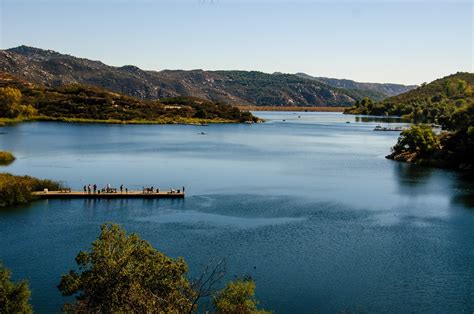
left=0, top=46, right=415, bottom=107
left=0, top=72, right=258, bottom=124
left=345, top=72, right=473, bottom=127
left=344, top=72, right=474, bottom=171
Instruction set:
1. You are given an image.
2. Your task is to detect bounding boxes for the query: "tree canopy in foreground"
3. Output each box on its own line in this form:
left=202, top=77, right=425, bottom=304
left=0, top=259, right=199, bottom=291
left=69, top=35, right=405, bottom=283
left=0, top=262, right=32, bottom=314
left=214, top=278, right=270, bottom=314
left=59, top=223, right=269, bottom=313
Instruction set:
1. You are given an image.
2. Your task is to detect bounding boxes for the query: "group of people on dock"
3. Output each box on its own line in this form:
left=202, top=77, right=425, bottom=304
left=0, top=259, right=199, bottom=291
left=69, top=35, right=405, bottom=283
left=83, top=184, right=185, bottom=194
left=84, top=184, right=126, bottom=194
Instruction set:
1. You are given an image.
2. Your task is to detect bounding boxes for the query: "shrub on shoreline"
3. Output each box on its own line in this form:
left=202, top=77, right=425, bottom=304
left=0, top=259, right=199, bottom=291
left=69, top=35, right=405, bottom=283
left=0, top=173, right=62, bottom=208
left=0, top=151, right=15, bottom=166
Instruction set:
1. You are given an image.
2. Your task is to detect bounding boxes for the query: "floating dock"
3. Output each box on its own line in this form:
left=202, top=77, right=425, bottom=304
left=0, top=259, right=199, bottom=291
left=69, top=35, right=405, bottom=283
left=32, top=190, right=185, bottom=199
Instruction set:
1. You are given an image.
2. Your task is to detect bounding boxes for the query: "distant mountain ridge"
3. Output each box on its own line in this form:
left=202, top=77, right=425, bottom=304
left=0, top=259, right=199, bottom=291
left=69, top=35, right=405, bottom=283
left=295, top=73, right=417, bottom=97
left=0, top=45, right=416, bottom=107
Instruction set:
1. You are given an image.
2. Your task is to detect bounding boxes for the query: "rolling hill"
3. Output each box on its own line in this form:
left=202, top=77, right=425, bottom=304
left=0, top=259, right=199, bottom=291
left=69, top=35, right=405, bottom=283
left=344, top=72, right=474, bottom=170
left=0, top=45, right=415, bottom=107
left=0, top=71, right=257, bottom=124
left=295, top=72, right=416, bottom=98
left=344, top=72, right=474, bottom=126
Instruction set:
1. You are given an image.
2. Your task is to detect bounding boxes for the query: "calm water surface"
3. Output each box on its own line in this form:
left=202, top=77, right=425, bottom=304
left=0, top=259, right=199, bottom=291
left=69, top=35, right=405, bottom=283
left=0, top=112, right=473, bottom=313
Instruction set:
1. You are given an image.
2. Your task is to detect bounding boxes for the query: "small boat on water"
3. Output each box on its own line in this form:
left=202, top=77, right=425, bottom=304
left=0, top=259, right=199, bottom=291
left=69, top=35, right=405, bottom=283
left=198, top=132, right=207, bottom=135
left=373, top=125, right=405, bottom=132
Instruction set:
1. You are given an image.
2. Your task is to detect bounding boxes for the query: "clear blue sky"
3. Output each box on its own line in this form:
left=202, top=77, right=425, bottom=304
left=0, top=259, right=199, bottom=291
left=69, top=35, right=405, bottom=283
left=1, top=0, right=472, bottom=85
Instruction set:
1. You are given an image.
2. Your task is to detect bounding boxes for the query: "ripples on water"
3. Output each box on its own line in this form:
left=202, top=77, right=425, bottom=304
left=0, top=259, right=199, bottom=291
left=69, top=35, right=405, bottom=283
left=0, top=112, right=473, bottom=313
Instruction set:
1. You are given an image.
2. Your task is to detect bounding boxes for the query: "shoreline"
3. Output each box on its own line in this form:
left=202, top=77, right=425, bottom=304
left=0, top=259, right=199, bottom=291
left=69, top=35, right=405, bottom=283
left=0, top=116, right=260, bottom=127
left=237, top=106, right=346, bottom=112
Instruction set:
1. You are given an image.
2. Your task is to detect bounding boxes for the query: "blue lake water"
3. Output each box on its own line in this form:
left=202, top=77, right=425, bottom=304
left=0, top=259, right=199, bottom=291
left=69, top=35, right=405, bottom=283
left=0, top=112, right=473, bottom=313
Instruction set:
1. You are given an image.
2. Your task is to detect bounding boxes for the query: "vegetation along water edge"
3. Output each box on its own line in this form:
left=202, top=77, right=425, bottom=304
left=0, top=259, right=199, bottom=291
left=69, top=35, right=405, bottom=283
left=344, top=72, right=474, bottom=172
left=0, top=72, right=260, bottom=126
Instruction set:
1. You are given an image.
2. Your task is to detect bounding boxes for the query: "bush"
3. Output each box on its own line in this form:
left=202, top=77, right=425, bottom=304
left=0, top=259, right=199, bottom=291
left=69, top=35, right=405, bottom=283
left=392, top=125, right=440, bottom=155
left=59, top=223, right=195, bottom=313
left=59, top=224, right=269, bottom=313
left=0, top=87, right=22, bottom=118
left=0, top=151, right=15, bottom=166
left=213, top=278, right=270, bottom=314
left=0, top=173, right=62, bottom=208
left=0, top=262, right=32, bottom=313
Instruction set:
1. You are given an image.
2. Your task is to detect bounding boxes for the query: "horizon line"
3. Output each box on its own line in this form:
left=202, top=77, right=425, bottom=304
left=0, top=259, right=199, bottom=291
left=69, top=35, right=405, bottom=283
left=3, top=44, right=469, bottom=86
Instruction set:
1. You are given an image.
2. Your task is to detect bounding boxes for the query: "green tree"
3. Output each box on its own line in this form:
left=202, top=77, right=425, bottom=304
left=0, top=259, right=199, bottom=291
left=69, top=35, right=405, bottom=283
left=450, top=101, right=474, bottom=131
left=58, top=223, right=196, bottom=313
left=0, top=262, right=32, bottom=314
left=0, top=87, right=37, bottom=118
left=393, top=125, right=440, bottom=155
left=213, top=278, right=270, bottom=314
left=0, top=87, right=22, bottom=118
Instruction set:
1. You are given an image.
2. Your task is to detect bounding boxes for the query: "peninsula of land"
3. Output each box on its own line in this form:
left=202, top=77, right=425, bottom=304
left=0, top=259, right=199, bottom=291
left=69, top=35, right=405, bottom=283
left=345, top=72, right=474, bottom=172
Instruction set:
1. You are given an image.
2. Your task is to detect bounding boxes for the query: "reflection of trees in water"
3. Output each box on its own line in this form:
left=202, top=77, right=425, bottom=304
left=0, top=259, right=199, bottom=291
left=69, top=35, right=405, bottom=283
left=393, top=162, right=433, bottom=191
left=354, top=116, right=412, bottom=123
left=393, top=162, right=474, bottom=209
left=450, top=174, right=474, bottom=209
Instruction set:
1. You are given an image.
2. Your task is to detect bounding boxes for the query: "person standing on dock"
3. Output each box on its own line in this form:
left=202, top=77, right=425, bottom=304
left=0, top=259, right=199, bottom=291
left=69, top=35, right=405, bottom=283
left=93, top=184, right=97, bottom=194
left=120, top=184, right=123, bottom=193
left=183, top=186, right=185, bottom=193
left=83, top=185, right=86, bottom=194
left=88, top=184, right=91, bottom=194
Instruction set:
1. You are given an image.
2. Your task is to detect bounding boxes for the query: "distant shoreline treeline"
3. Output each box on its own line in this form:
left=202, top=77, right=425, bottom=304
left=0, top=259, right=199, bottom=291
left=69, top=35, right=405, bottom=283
left=237, top=105, right=345, bottom=112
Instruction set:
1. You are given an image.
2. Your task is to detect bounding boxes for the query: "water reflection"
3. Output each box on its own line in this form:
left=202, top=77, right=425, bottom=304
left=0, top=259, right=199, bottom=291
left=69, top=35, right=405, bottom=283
left=355, top=116, right=412, bottom=123
left=1, top=113, right=474, bottom=313
left=392, top=161, right=474, bottom=209
left=393, top=162, right=434, bottom=194
left=450, top=174, right=474, bottom=209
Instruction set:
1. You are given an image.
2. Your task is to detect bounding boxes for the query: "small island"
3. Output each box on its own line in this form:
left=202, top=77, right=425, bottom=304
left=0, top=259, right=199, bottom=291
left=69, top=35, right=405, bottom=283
left=0, top=151, right=15, bottom=165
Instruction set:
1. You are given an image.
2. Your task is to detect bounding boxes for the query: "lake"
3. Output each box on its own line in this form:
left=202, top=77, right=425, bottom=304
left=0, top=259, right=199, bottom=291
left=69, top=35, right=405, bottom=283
left=1, top=112, right=473, bottom=313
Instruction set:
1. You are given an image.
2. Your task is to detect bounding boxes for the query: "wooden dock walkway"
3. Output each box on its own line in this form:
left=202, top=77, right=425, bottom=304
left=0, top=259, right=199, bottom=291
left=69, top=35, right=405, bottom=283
left=32, top=190, right=185, bottom=199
